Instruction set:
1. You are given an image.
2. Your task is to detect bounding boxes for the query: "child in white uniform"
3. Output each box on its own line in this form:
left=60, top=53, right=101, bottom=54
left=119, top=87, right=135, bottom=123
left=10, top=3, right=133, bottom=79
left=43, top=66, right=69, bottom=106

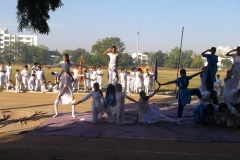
left=6, top=80, right=14, bottom=91
left=0, top=62, right=6, bottom=89
left=74, top=83, right=116, bottom=123
left=53, top=82, right=60, bottom=93
left=41, top=81, right=48, bottom=93
left=31, top=62, right=38, bottom=75
left=115, top=84, right=138, bottom=125
left=5, top=62, right=12, bottom=83
left=35, top=66, right=44, bottom=91
left=119, top=69, right=126, bottom=92
left=84, top=68, right=90, bottom=92
left=126, top=72, right=131, bottom=94
left=103, top=46, right=119, bottom=85
left=96, top=66, right=103, bottom=89
left=226, top=89, right=240, bottom=106
left=149, top=69, right=155, bottom=92
left=72, top=66, right=79, bottom=91
left=223, top=70, right=234, bottom=103
left=51, top=71, right=60, bottom=84
left=28, top=74, right=36, bottom=91
left=226, top=47, right=240, bottom=88
left=90, top=67, right=97, bottom=91
left=135, top=68, right=143, bottom=93
left=21, top=65, right=30, bottom=91
left=199, top=67, right=207, bottom=93
left=130, top=68, right=136, bottom=93
left=227, top=103, right=240, bottom=130
left=15, top=69, right=21, bottom=93
left=47, top=81, right=53, bottom=92
left=214, top=74, right=222, bottom=97
left=143, top=69, right=150, bottom=95
left=138, top=81, right=179, bottom=124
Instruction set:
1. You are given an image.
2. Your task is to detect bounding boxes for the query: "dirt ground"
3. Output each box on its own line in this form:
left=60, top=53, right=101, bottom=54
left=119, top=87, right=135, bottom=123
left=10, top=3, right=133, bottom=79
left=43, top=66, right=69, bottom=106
left=0, top=92, right=240, bottom=160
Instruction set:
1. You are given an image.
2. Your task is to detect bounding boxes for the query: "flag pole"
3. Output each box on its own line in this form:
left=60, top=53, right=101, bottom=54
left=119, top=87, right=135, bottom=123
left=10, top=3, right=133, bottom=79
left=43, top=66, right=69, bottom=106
left=175, top=27, right=184, bottom=93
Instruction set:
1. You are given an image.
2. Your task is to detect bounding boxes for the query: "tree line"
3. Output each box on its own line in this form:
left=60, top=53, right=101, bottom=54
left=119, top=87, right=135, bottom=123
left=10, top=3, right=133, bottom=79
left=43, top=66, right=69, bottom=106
left=0, top=36, right=232, bottom=70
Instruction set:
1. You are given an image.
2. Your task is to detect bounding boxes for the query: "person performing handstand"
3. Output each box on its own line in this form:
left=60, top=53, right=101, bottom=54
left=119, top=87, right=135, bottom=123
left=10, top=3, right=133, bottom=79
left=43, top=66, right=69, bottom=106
left=160, top=69, right=204, bottom=122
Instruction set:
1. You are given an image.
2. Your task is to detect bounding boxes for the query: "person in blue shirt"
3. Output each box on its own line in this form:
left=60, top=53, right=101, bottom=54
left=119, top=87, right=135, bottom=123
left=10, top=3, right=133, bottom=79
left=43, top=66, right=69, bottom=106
left=160, top=69, right=204, bottom=121
left=193, top=103, right=215, bottom=126
left=201, top=47, right=218, bottom=91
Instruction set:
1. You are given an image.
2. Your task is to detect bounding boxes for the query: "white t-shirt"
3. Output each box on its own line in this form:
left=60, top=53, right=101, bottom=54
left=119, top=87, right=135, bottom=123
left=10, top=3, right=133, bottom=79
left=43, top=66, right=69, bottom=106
left=214, top=78, right=222, bottom=87
left=72, top=69, right=78, bottom=79
left=53, top=72, right=60, bottom=78
left=36, top=70, right=44, bottom=80
left=116, top=92, right=128, bottom=107
left=230, top=54, right=240, bottom=64
left=15, top=74, right=20, bottom=81
left=6, top=66, right=12, bottom=74
left=97, top=70, right=103, bottom=78
left=144, top=73, right=150, bottom=86
left=0, top=66, right=6, bottom=76
left=107, top=53, right=118, bottom=65
left=21, top=69, right=30, bottom=77
left=32, top=66, right=37, bottom=74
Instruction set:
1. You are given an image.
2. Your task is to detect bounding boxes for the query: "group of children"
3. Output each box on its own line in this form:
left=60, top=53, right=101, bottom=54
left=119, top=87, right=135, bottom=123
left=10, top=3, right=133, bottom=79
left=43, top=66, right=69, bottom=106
left=0, top=62, right=60, bottom=93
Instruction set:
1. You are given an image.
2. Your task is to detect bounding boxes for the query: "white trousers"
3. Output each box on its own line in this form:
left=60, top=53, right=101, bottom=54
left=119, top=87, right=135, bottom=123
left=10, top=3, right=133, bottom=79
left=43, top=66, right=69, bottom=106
left=54, top=100, right=75, bottom=116
left=97, top=77, right=102, bottom=89
left=22, top=77, right=29, bottom=90
left=108, top=64, right=117, bottom=84
left=144, top=85, right=149, bottom=95
left=117, top=106, right=134, bottom=125
left=35, top=79, right=43, bottom=91
left=6, top=73, right=11, bottom=82
left=28, top=80, right=35, bottom=91
left=15, top=81, right=20, bottom=93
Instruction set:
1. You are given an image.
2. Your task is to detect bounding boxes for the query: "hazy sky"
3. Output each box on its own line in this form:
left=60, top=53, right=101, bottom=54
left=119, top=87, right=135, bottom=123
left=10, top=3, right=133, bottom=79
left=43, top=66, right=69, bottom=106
left=0, top=0, right=239, bottom=54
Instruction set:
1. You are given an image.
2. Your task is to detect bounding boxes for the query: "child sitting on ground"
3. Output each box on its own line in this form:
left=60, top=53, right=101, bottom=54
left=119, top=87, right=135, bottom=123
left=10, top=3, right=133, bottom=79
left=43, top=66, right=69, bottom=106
left=47, top=81, right=53, bottom=92
left=6, top=80, right=14, bottom=91
left=53, top=82, right=60, bottom=93
left=41, top=81, right=48, bottom=93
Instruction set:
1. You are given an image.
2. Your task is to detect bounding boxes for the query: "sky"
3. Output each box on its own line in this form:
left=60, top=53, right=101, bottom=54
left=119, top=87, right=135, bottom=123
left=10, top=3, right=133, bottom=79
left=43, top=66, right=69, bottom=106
left=0, top=0, right=240, bottom=54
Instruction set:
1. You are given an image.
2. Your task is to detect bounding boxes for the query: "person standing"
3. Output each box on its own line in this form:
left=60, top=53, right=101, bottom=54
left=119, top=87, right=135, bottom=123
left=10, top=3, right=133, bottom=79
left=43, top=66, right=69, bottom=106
left=214, top=74, right=222, bottom=97
left=103, top=46, right=119, bottom=85
left=21, top=65, right=30, bottom=91
left=96, top=66, right=103, bottom=90
left=5, top=62, right=12, bottom=83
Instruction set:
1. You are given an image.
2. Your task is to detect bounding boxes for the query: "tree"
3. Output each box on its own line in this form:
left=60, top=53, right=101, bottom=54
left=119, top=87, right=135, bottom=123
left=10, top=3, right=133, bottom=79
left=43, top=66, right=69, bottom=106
left=118, top=53, right=134, bottom=68
left=17, top=0, right=63, bottom=35
left=221, top=59, right=232, bottom=70
left=148, top=50, right=166, bottom=67
left=191, top=55, right=204, bottom=69
left=91, top=37, right=126, bottom=67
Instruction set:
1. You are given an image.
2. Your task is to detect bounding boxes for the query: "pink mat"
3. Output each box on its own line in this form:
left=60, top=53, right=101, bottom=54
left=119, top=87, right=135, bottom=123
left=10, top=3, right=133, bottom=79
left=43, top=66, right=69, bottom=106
left=31, top=104, right=240, bottom=142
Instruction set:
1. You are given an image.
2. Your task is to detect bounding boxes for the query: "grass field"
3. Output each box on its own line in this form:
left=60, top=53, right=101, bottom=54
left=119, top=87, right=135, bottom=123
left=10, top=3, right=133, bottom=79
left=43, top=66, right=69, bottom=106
left=2, top=65, right=227, bottom=92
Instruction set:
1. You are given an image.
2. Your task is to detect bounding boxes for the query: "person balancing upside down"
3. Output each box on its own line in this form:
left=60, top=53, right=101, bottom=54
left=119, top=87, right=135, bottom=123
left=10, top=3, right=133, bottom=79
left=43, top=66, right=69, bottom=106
left=160, top=69, right=204, bottom=122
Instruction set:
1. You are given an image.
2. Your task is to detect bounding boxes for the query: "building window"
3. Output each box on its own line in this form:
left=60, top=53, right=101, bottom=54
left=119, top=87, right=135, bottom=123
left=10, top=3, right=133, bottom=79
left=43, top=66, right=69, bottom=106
left=4, top=42, right=9, bottom=45
left=4, top=37, right=9, bottom=40
left=26, top=38, right=31, bottom=40
left=11, top=37, right=14, bottom=40
left=19, top=37, right=23, bottom=40
left=0, top=34, right=3, bottom=36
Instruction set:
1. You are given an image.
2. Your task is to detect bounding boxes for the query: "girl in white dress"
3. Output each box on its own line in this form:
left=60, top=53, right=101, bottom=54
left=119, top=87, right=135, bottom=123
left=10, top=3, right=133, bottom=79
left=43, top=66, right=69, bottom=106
left=48, top=54, right=81, bottom=101
left=115, top=84, right=138, bottom=125
left=74, top=83, right=116, bottom=123
left=0, top=62, right=6, bottom=89
left=143, top=69, right=150, bottom=95
left=138, top=81, right=179, bottom=124
left=226, top=47, right=240, bottom=88
left=119, top=69, right=127, bottom=92
left=135, top=68, right=143, bottom=93
left=223, top=70, right=234, bottom=103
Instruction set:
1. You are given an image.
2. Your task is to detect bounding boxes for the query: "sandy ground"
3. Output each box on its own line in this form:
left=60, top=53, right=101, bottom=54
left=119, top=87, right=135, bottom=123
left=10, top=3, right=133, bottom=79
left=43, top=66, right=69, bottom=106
left=0, top=92, right=240, bottom=160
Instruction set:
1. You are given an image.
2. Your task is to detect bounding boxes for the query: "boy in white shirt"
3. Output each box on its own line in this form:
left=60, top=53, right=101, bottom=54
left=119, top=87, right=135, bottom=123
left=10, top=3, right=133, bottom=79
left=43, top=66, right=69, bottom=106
left=21, top=65, right=30, bottom=91
left=5, top=62, right=12, bottom=82
left=28, top=74, right=36, bottom=91
left=126, top=72, right=131, bottom=94
left=31, top=62, right=38, bottom=74
left=6, top=80, right=14, bottom=91
left=96, top=66, right=103, bottom=90
left=103, top=46, right=119, bottom=85
left=47, top=81, right=53, bottom=92
left=41, top=81, right=48, bottom=93
left=214, top=74, right=222, bottom=97
left=35, top=66, right=44, bottom=91
left=15, top=69, right=21, bottom=93
left=0, top=62, right=6, bottom=89
left=51, top=71, right=60, bottom=84
left=90, top=67, right=97, bottom=91
left=53, top=82, right=60, bottom=93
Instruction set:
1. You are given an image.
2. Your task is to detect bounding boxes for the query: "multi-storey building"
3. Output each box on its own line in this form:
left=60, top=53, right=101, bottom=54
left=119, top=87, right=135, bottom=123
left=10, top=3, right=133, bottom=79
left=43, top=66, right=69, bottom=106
left=0, top=28, right=37, bottom=53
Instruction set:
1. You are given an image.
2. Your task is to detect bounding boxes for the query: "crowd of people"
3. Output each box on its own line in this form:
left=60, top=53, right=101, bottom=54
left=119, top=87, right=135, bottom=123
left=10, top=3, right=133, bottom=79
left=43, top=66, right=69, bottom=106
left=0, top=46, right=240, bottom=130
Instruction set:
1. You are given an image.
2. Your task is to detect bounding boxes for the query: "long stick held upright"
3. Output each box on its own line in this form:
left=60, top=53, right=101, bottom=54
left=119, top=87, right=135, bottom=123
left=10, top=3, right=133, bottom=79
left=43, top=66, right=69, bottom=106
left=175, top=27, right=184, bottom=93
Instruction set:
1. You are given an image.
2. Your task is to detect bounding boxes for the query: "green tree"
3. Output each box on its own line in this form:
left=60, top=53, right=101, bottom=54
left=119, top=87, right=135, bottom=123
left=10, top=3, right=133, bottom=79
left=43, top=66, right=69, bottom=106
left=118, top=53, right=134, bottom=68
left=148, top=50, right=166, bottom=67
left=17, top=0, right=63, bottom=35
left=221, top=59, right=232, bottom=69
left=191, top=55, right=204, bottom=69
